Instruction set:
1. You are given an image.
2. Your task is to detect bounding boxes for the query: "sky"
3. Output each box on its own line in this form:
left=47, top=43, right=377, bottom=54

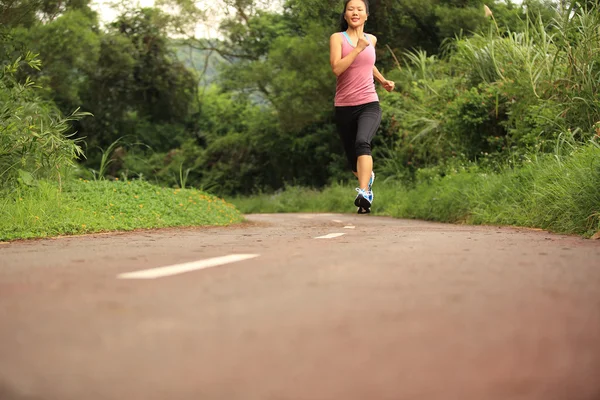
left=90, top=0, right=282, bottom=38
left=91, top=0, right=153, bottom=23
left=90, top=0, right=224, bottom=38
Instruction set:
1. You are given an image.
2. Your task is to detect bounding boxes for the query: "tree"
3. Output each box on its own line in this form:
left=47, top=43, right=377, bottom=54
left=17, top=10, right=101, bottom=110
left=72, top=7, right=200, bottom=154
left=0, top=0, right=95, bottom=28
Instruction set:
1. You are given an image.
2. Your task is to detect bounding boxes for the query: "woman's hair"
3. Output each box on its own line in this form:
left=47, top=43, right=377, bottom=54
left=339, top=0, right=370, bottom=32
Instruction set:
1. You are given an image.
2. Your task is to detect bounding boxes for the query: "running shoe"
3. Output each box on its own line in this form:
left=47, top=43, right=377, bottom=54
left=354, top=188, right=373, bottom=209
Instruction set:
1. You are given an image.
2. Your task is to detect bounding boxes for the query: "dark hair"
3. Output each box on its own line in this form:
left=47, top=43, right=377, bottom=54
left=339, top=0, right=370, bottom=31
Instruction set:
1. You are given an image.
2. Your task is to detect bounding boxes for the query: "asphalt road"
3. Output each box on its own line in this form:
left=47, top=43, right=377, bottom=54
left=1, top=213, right=599, bottom=400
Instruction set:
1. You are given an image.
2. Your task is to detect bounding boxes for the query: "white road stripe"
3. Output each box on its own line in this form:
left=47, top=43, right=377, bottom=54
left=117, top=254, right=260, bottom=279
left=332, top=219, right=343, bottom=223
left=344, top=226, right=356, bottom=229
left=315, top=233, right=346, bottom=239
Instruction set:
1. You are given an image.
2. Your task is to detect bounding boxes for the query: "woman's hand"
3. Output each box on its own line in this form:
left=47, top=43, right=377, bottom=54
left=382, top=80, right=395, bottom=92
left=356, top=36, right=370, bottom=52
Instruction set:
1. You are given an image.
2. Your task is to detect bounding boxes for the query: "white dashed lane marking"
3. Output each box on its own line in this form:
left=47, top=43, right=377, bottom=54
left=344, top=226, right=356, bottom=229
left=117, top=254, right=260, bottom=279
left=315, top=233, right=346, bottom=239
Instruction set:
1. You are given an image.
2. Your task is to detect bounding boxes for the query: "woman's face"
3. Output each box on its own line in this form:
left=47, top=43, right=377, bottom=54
left=344, top=0, right=368, bottom=29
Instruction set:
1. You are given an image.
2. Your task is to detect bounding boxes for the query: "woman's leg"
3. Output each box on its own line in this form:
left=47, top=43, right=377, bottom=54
left=355, top=102, right=382, bottom=190
left=356, top=155, right=373, bottom=190
left=335, top=106, right=359, bottom=175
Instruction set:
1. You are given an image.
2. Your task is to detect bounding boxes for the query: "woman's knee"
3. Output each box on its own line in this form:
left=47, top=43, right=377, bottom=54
left=355, top=141, right=372, bottom=156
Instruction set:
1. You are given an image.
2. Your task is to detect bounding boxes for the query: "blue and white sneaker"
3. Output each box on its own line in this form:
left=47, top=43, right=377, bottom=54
left=354, top=188, right=373, bottom=209
left=368, top=171, right=375, bottom=191
left=367, top=171, right=375, bottom=204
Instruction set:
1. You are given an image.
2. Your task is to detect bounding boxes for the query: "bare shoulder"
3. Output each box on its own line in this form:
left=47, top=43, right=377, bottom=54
left=330, top=32, right=342, bottom=43
left=367, top=33, right=378, bottom=44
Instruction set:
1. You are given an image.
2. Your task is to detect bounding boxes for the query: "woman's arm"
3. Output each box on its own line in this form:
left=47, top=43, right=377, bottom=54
left=330, top=33, right=369, bottom=77
left=374, top=66, right=395, bottom=92
left=370, top=35, right=395, bottom=92
left=373, top=66, right=386, bottom=84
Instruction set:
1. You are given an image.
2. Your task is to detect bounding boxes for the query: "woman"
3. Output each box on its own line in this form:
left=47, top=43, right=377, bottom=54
left=330, top=0, right=394, bottom=213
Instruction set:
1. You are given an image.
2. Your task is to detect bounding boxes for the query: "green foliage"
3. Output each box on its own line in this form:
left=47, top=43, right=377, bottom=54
left=376, top=1, right=600, bottom=187
left=173, top=43, right=224, bottom=86
left=8, top=5, right=200, bottom=166
left=481, top=0, right=559, bottom=35
left=266, top=24, right=336, bottom=130
left=284, top=0, right=490, bottom=62
left=0, top=179, right=244, bottom=241
left=231, top=140, right=600, bottom=237
left=66, top=8, right=199, bottom=157
left=468, top=143, right=600, bottom=235
left=110, top=8, right=198, bottom=123
left=2, top=0, right=597, bottom=218
left=0, top=51, right=89, bottom=189
left=0, top=0, right=94, bottom=29
left=17, top=9, right=101, bottom=108
left=444, top=84, right=508, bottom=159
left=123, top=85, right=343, bottom=195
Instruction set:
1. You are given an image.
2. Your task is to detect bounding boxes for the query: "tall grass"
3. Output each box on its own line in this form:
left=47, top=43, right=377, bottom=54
left=231, top=184, right=351, bottom=214
left=230, top=141, right=600, bottom=238
left=451, top=2, right=600, bottom=142
left=378, top=2, right=600, bottom=180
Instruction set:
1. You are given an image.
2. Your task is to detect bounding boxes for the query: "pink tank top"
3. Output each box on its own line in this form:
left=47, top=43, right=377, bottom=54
left=334, top=32, right=379, bottom=107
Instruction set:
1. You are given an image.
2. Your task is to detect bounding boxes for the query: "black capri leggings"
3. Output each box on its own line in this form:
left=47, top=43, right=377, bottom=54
left=334, top=101, right=382, bottom=172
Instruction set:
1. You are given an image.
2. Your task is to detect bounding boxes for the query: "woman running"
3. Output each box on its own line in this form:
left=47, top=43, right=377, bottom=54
left=329, top=0, right=395, bottom=213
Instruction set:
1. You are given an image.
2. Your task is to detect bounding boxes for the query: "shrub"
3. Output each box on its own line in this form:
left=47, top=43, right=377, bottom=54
left=0, top=51, right=89, bottom=189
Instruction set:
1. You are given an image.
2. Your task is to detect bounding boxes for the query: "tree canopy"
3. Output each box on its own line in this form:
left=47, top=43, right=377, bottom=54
left=2, top=0, right=576, bottom=195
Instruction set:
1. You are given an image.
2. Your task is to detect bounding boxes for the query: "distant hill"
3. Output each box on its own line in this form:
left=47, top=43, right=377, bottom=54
left=172, top=42, right=226, bottom=86
left=171, top=40, right=266, bottom=105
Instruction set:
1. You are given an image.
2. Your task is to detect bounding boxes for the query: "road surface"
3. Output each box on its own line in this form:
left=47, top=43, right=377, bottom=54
left=1, top=213, right=599, bottom=400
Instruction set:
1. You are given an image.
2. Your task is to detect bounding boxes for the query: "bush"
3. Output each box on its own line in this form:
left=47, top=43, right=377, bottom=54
left=0, top=51, right=89, bottom=189
left=377, top=2, right=600, bottom=187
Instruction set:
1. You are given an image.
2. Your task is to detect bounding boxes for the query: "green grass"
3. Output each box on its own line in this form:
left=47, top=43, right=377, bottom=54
left=3, top=144, right=597, bottom=241
left=0, top=179, right=244, bottom=241
left=229, top=143, right=600, bottom=238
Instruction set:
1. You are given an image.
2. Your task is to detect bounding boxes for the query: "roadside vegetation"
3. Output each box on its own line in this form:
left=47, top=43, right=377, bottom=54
left=1, top=0, right=598, bottom=240
left=0, top=179, right=242, bottom=241
left=232, top=141, right=600, bottom=238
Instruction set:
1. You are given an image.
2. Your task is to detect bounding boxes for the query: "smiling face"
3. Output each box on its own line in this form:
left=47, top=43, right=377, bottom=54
left=344, top=0, right=368, bottom=29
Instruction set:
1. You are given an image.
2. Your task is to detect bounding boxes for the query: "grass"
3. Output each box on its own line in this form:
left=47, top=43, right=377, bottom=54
left=229, top=143, right=600, bottom=238
left=2, top=144, right=597, bottom=241
left=0, top=179, right=244, bottom=241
